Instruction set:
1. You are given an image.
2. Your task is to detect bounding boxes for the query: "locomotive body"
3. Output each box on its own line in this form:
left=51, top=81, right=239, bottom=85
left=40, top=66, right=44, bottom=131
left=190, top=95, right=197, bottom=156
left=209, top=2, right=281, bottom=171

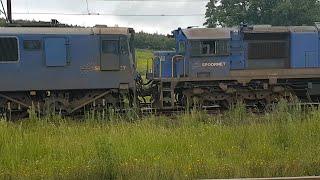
left=0, top=26, right=136, bottom=116
left=148, top=23, right=320, bottom=110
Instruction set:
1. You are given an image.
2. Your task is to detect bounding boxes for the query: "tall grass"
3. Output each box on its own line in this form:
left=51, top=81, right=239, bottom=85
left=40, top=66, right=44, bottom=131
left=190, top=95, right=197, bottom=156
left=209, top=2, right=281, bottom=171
left=1, top=103, right=320, bottom=179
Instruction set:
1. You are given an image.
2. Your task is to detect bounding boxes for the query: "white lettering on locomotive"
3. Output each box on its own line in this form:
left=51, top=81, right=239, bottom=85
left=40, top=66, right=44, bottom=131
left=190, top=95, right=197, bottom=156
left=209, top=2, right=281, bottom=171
left=201, top=62, right=227, bottom=67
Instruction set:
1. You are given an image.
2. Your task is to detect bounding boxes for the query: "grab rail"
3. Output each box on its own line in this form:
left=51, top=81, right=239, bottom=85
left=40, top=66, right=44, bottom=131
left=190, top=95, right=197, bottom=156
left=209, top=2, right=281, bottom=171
left=171, top=55, right=185, bottom=78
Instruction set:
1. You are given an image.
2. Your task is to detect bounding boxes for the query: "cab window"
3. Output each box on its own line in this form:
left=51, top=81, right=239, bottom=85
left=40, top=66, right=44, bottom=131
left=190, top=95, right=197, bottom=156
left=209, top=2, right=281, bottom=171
left=178, top=41, right=186, bottom=54
left=0, top=37, right=19, bottom=62
left=201, top=41, right=215, bottom=55
left=102, top=40, right=119, bottom=54
left=119, top=37, right=129, bottom=55
left=191, top=40, right=229, bottom=56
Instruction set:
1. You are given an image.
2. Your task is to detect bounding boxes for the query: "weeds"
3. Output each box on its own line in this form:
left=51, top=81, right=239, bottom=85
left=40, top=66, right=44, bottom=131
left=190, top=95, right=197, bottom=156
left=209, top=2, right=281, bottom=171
left=1, top=102, right=320, bottom=179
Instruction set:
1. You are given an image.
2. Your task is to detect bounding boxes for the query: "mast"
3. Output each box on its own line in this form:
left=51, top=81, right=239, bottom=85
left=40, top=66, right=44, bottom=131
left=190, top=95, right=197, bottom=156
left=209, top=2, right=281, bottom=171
left=7, top=0, right=12, bottom=23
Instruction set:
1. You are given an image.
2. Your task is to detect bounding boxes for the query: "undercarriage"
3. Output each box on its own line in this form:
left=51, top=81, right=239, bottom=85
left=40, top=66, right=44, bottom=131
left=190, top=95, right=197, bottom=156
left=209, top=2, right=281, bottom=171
left=0, top=89, right=134, bottom=120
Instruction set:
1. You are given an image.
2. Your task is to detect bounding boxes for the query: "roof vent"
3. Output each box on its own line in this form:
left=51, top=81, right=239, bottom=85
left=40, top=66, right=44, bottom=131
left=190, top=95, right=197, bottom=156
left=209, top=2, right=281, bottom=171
left=187, top=26, right=198, bottom=29
left=94, top=25, right=108, bottom=28
left=253, top=25, right=272, bottom=29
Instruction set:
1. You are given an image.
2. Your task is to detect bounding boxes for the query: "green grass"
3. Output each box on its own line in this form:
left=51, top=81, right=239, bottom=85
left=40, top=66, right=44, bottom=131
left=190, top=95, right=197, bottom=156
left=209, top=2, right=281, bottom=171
left=136, top=49, right=153, bottom=74
left=1, top=103, right=320, bottom=179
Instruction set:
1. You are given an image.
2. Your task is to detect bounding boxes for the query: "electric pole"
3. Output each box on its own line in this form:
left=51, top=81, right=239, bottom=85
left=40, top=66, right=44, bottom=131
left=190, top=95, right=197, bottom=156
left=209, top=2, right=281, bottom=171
left=7, top=0, right=12, bottom=23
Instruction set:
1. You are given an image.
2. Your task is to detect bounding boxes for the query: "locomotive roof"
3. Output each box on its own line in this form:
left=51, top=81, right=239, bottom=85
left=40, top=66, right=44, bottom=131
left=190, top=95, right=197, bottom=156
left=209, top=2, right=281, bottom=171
left=182, top=28, right=233, bottom=40
left=0, top=27, right=132, bottom=35
left=243, top=26, right=318, bottom=33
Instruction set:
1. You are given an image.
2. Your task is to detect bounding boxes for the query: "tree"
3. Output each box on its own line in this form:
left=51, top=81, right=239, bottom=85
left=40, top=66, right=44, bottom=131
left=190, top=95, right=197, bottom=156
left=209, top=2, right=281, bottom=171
left=0, top=18, right=6, bottom=26
left=134, top=31, right=175, bottom=50
left=204, top=0, right=320, bottom=27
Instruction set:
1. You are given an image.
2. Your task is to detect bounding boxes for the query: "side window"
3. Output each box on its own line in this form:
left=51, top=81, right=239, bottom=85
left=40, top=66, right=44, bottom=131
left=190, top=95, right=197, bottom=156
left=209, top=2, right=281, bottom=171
left=201, top=41, right=215, bottom=55
left=23, top=40, right=41, bottom=50
left=0, top=37, right=19, bottom=62
left=119, top=37, right=129, bottom=55
left=191, top=40, right=229, bottom=56
left=216, top=40, right=229, bottom=55
left=102, top=40, right=119, bottom=54
left=178, top=41, right=186, bottom=54
left=190, top=41, right=201, bottom=56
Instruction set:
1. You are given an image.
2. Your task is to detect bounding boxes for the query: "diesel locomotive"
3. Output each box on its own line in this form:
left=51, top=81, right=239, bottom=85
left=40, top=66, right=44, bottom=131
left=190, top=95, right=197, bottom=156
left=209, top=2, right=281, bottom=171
left=0, top=26, right=136, bottom=117
left=145, top=23, right=320, bottom=111
left=1, top=22, right=320, bottom=118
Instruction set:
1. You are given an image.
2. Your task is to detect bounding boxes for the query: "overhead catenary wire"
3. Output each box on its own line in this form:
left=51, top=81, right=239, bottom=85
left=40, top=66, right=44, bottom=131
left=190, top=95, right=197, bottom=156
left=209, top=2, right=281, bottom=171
left=96, top=0, right=208, bottom=1
left=2, top=0, right=207, bottom=20
left=13, top=12, right=205, bottom=17
left=85, top=0, right=90, bottom=14
left=0, top=0, right=8, bottom=19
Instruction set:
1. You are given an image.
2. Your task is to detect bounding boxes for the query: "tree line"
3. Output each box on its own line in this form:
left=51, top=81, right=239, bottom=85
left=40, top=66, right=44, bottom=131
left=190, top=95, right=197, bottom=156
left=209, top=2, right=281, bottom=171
left=134, top=31, right=175, bottom=50
left=204, top=0, right=320, bottom=27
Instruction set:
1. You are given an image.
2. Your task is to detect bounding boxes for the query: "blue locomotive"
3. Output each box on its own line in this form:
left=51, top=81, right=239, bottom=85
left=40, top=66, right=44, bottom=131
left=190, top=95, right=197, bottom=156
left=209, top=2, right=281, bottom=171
left=2, top=22, right=320, bottom=117
left=147, top=23, right=320, bottom=110
left=0, top=26, right=136, bottom=117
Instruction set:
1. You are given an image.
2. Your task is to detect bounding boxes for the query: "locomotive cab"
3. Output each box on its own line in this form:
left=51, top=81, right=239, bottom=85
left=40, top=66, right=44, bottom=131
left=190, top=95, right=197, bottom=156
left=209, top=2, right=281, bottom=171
left=148, top=28, right=234, bottom=81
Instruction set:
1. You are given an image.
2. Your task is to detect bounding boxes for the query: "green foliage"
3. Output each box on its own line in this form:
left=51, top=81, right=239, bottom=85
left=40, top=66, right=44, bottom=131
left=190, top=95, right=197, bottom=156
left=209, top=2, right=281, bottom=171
left=136, top=49, right=153, bottom=73
left=134, top=31, right=175, bottom=50
left=1, top=104, right=320, bottom=178
left=0, top=18, right=6, bottom=27
left=205, top=0, right=320, bottom=27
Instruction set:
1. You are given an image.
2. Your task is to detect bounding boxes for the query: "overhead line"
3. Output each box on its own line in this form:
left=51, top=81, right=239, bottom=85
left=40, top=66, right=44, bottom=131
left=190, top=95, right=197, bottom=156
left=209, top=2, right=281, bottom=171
left=96, top=0, right=208, bottom=1
left=85, top=0, right=90, bottom=14
left=0, top=0, right=8, bottom=20
left=13, top=12, right=205, bottom=16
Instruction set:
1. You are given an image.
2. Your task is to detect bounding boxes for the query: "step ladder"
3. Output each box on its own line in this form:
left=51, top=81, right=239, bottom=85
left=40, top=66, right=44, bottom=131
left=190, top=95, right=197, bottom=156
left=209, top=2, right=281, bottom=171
left=160, top=81, right=175, bottom=109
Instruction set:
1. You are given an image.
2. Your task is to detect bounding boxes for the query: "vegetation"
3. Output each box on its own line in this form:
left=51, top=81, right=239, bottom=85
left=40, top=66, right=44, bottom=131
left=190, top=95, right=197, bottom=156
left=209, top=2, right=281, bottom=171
left=135, top=31, right=175, bottom=50
left=1, top=103, right=320, bottom=179
left=205, top=0, right=320, bottom=27
left=136, top=49, right=153, bottom=73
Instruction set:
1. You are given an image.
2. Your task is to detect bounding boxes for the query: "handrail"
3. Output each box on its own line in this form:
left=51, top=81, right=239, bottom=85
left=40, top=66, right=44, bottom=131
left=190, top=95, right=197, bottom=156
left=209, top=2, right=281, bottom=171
left=171, top=55, right=185, bottom=78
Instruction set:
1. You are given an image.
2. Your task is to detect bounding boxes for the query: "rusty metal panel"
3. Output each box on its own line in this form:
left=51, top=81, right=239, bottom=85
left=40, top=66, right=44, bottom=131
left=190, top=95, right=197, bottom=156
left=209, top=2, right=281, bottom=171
left=247, top=59, right=288, bottom=69
left=290, top=26, right=317, bottom=32
left=244, top=26, right=290, bottom=33
left=0, top=27, right=93, bottom=35
left=182, top=28, right=233, bottom=40
left=0, top=27, right=130, bottom=35
left=156, top=68, right=320, bottom=83
left=93, top=27, right=130, bottom=35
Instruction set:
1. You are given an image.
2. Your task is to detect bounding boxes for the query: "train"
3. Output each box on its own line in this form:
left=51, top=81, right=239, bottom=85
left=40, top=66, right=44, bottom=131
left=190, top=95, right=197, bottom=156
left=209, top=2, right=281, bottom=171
left=0, top=22, right=320, bottom=118
left=0, top=25, right=136, bottom=117
left=145, top=23, right=320, bottom=111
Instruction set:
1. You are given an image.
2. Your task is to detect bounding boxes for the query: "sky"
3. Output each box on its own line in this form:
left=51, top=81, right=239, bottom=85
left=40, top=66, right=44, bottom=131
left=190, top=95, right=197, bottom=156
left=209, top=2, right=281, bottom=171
left=1, top=0, right=209, bottom=34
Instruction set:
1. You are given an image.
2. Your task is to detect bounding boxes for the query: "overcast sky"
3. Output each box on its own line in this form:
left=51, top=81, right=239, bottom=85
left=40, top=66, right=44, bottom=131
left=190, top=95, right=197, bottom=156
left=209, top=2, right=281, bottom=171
left=1, top=0, right=209, bottom=34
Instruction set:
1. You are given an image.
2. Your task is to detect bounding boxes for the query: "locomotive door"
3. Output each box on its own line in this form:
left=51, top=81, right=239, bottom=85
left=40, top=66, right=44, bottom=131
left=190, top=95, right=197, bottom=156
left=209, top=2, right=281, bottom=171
left=44, top=38, right=68, bottom=67
left=305, top=51, right=317, bottom=68
left=100, top=37, right=120, bottom=71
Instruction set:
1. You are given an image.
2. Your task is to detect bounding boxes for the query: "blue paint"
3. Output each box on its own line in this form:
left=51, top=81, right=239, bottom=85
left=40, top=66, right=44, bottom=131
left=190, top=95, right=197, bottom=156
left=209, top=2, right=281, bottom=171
left=44, top=38, right=67, bottom=67
left=155, top=26, right=320, bottom=80
left=153, top=51, right=176, bottom=78
left=291, top=32, right=319, bottom=68
left=0, top=33, right=135, bottom=92
left=230, top=30, right=245, bottom=70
